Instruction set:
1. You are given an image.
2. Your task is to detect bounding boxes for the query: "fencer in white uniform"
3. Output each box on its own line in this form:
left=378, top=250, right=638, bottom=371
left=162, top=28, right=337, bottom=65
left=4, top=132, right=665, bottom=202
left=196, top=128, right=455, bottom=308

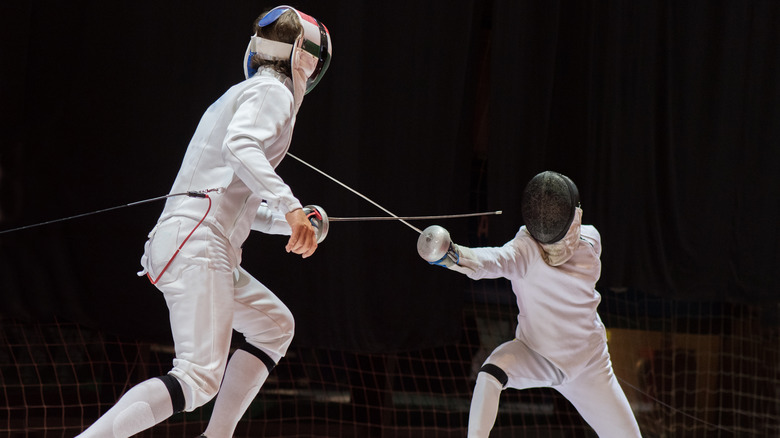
left=77, top=6, right=332, bottom=438
left=418, top=171, right=642, bottom=438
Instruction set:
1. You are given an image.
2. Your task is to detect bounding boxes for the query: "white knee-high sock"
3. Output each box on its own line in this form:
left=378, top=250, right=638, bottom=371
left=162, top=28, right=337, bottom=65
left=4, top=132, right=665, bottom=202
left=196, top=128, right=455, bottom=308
left=467, top=372, right=503, bottom=438
left=76, top=377, right=174, bottom=438
left=203, top=349, right=271, bottom=438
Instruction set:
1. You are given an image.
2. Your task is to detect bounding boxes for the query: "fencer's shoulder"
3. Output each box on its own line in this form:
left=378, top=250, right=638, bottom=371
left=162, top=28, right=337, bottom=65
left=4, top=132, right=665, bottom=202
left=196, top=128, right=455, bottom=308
left=579, top=225, right=601, bottom=255
left=238, top=73, right=293, bottom=99
left=515, top=226, right=534, bottom=242
left=248, top=75, right=293, bottom=94
left=514, top=226, right=541, bottom=251
left=230, top=75, right=295, bottom=117
left=580, top=225, right=600, bottom=241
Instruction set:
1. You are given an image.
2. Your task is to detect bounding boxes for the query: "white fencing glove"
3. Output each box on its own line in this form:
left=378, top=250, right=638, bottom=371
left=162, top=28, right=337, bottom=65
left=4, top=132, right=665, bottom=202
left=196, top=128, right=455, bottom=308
left=417, top=225, right=477, bottom=274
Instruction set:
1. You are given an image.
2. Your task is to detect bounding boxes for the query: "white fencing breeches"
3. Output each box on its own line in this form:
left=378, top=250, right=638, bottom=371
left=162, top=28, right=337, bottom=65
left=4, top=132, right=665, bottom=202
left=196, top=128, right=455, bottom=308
left=469, top=338, right=641, bottom=438
left=142, top=217, right=295, bottom=411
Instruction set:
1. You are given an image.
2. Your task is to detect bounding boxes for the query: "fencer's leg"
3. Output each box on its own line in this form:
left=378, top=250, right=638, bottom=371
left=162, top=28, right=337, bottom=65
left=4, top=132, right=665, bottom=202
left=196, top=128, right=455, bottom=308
left=76, top=374, right=185, bottom=438
left=468, top=339, right=566, bottom=438
left=468, top=364, right=508, bottom=438
left=229, top=266, right=295, bottom=359
left=201, top=267, right=294, bottom=437
left=468, top=364, right=507, bottom=438
left=202, top=344, right=277, bottom=438
left=554, top=344, right=642, bottom=438
left=154, top=224, right=237, bottom=412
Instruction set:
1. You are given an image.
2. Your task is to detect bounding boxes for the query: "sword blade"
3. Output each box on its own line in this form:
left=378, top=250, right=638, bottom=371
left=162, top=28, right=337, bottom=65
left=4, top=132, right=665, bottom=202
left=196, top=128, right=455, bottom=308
left=329, top=211, right=502, bottom=222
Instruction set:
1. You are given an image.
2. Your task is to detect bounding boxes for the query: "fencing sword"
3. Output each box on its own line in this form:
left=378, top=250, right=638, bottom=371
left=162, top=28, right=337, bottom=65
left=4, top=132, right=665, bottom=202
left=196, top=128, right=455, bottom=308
left=286, top=153, right=501, bottom=254
left=288, top=152, right=496, bottom=235
left=329, top=211, right=502, bottom=222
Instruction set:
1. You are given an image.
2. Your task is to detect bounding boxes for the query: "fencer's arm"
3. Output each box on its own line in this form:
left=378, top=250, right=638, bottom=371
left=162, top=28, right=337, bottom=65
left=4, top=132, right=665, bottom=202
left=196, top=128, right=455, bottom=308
left=417, top=225, right=528, bottom=279
left=460, top=237, right=534, bottom=280
left=253, top=202, right=329, bottom=248
left=251, top=204, right=292, bottom=236
left=438, top=244, right=528, bottom=280
left=222, top=82, right=303, bottom=215
left=444, top=244, right=483, bottom=277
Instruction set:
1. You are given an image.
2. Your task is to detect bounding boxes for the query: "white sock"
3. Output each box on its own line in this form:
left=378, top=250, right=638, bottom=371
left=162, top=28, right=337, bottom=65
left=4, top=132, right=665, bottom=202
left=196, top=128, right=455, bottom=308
left=76, top=377, right=174, bottom=438
left=203, top=349, right=271, bottom=438
left=467, top=372, right=503, bottom=438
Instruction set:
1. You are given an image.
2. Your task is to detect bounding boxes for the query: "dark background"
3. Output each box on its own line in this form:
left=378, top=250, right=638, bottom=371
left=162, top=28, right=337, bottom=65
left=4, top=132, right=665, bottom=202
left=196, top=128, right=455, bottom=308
left=1, top=1, right=778, bottom=352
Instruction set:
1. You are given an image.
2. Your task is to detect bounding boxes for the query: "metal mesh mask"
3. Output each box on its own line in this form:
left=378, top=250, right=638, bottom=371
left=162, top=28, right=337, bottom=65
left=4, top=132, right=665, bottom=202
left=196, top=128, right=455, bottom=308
left=521, top=171, right=581, bottom=244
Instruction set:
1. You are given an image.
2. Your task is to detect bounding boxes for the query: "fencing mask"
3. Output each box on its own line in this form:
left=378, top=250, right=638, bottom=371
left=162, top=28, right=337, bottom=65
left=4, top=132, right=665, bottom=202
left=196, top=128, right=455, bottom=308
left=521, top=171, right=581, bottom=244
left=243, top=5, right=332, bottom=111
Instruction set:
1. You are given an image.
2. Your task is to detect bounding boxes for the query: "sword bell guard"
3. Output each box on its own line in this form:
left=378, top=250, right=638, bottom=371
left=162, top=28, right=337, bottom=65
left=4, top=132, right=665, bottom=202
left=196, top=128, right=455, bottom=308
left=417, top=225, right=452, bottom=263
left=303, top=205, right=329, bottom=243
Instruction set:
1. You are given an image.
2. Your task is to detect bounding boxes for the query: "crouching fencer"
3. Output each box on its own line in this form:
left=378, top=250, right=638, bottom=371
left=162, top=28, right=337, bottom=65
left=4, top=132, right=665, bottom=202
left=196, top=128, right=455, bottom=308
left=418, top=171, right=642, bottom=438
left=77, top=6, right=332, bottom=438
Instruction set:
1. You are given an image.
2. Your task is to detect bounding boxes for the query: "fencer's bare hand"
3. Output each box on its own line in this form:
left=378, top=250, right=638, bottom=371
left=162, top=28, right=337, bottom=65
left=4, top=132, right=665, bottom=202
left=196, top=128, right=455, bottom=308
left=285, top=208, right=318, bottom=258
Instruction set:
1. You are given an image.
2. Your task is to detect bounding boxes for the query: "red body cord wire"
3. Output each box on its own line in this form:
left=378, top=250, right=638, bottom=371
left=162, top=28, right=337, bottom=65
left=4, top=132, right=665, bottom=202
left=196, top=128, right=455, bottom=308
left=147, top=194, right=212, bottom=285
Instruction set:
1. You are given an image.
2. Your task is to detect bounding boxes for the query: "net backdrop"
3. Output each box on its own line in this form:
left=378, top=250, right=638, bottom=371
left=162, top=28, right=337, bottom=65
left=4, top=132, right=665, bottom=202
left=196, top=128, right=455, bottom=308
left=2, top=285, right=778, bottom=438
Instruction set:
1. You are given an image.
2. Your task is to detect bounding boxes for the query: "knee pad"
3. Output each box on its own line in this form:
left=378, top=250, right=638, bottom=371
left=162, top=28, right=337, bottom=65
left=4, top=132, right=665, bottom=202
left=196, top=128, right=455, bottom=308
left=168, top=362, right=223, bottom=411
left=156, top=374, right=186, bottom=413
left=479, top=364, right=509, bottom=388
left=238, top=342, right=278, bottom=372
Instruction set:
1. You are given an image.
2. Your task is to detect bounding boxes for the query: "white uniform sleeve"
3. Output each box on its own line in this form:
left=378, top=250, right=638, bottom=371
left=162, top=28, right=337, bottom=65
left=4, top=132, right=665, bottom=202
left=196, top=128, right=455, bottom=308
left=251, top=204, right=292, bottom=235
left=453, top=228, right=538, bottom=280
left=222, top=82, right=303, bottom=215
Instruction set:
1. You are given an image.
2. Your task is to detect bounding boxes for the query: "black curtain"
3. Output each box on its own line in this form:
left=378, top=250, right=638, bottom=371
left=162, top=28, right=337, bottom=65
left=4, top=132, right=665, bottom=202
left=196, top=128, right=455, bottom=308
left=487, top=0, right=780, bottom=303
left=0, top=1, right=479, bottom=351
left=1, top=1, right=778, bottom=352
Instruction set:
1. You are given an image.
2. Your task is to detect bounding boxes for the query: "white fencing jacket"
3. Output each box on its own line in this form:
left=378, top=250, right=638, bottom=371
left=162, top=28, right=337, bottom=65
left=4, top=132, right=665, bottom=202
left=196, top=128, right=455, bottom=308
left=457, top=222, right=607, bottom=379
left=156, top=67, right=299, bottom=249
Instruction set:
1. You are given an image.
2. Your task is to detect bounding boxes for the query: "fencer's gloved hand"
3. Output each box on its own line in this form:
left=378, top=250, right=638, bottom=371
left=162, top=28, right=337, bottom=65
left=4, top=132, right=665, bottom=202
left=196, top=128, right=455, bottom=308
left=417, top=225, right=479, bottom=275
left=429, top=243, right=461, bottom=268
left=418, top=225, right=452, bottom=264
left=418, top=225, right=460, bottom=267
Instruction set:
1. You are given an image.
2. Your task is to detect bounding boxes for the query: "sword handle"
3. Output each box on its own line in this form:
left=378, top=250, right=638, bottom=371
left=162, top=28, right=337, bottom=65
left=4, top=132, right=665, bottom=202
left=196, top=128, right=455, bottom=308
left=303, top=205, right=329, bottom=243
